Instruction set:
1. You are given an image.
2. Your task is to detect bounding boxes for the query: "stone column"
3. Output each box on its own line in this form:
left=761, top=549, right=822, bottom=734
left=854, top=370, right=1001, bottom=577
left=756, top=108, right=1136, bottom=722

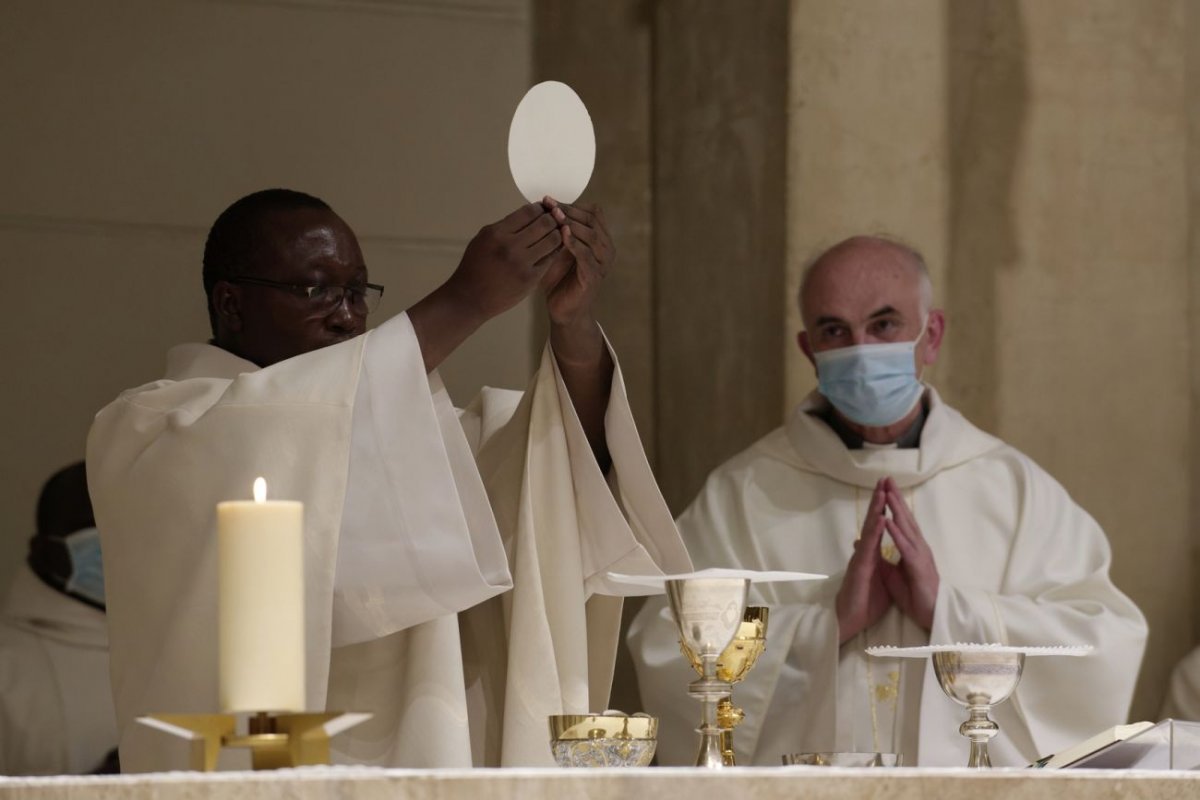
left=785, top=0, right=952, bottom=410
left=1187, top=0, right=1200, bottom=653
left=532, top=1, right=657, bottom=460
left=968, top=0, right=1188, bottom=722
left=655, top=0, right=789, bottom=512
left=532, top=0, right=657, bottom=719
left=787, top=0, right=1192, bottom=722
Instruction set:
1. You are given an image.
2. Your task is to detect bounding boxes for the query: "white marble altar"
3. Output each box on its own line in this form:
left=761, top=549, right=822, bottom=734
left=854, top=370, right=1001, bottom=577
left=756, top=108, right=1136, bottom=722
left=2, top=767, right=1199, bottom=800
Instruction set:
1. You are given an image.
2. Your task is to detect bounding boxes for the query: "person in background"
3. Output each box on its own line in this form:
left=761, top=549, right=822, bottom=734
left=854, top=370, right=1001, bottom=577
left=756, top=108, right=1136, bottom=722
left=0, top=461, right=118, bottom=775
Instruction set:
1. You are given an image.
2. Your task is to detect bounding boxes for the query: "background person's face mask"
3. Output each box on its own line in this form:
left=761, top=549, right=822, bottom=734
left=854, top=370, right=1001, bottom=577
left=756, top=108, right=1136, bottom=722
left=814, top=321, right=927, bottom=427
left=63, top=526, right=106, bottom=608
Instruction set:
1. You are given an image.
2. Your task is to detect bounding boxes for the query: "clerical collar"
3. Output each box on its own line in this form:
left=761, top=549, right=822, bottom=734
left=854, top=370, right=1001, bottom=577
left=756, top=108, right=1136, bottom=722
left=817, top=396, right=928, bottom=450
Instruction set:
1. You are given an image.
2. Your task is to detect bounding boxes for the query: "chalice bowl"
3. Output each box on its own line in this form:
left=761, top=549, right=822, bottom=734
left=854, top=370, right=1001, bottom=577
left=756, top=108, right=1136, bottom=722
left=866, top=643, right=1092, bottom=768
left=548, top=712, right=658, bottom=767
left=932, top=650, right=1024, bottom=767
left=666, top=576, right=750, bottom=768
left=682, top=606, right=769, bottom=766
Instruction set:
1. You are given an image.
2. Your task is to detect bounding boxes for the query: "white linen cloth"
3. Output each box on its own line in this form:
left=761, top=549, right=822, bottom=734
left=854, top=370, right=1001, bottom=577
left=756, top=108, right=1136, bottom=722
left=0, top=565, right=117, bottom=775
left=87, top=313, right=690, bottom=772
left=628, top=388, right=1146, bottom=767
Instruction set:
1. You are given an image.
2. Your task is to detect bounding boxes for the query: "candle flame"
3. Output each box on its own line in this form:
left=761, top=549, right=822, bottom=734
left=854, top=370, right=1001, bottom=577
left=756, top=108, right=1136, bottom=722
left=253, top=477, right=267, bottom=503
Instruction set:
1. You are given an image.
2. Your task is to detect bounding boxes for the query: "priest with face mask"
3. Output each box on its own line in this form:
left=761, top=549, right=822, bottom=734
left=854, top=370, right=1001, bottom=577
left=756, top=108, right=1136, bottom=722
left=87, top=189, right=690, bottom=772
left=628, top=235, right=1147, bottom=767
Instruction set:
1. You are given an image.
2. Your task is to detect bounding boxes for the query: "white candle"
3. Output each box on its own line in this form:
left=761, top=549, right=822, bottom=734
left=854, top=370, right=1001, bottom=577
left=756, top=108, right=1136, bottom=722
left=218, top=477, right=306, bottom=713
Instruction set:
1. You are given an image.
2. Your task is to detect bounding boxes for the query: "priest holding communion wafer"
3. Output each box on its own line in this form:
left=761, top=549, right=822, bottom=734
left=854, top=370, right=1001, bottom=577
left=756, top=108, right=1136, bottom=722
left=88, top=85, right=689, bottom=773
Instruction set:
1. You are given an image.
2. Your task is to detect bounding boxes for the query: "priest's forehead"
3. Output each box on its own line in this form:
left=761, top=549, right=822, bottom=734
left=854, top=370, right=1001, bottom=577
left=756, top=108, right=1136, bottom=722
left=798, top=236, right=932, bottom=327
left=250, top=207, right=367, bottom=282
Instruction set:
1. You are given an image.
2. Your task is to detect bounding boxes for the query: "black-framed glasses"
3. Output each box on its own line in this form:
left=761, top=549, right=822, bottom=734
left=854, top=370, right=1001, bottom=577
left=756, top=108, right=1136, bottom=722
left=228, top=276, right=384, bottom=315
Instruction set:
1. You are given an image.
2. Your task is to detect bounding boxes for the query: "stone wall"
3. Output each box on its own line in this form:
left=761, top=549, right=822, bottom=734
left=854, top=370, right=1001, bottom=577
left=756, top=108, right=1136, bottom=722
left=538, top=0, right=1198, bottom=723
left=0, top=0, right=535, bottom=595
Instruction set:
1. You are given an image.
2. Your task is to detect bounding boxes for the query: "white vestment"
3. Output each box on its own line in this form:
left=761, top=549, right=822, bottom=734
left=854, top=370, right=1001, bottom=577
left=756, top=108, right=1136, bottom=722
left=87, top=313, right=690, bottom=772
left=0, top=565, right=117, bottom=775
left=1161, top=647, right=1200, bottom=721
left=628, top=388, right=1146, bottom=767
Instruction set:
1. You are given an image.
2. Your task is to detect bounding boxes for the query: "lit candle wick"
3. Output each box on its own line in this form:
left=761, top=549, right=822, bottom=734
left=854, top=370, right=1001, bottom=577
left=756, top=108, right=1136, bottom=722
left=253, top=477, right=267, bottom=504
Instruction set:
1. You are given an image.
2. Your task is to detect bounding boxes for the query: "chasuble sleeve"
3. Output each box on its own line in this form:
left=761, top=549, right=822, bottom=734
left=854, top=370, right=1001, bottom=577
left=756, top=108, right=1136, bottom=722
left=465, top=335, right=691, bottom=589
left=924, top=453, right=1148, bottom=765
left=88, top=312, right=519, bottom=771
left=451, top=337, right=689, bottom=767
left=331, top=313, right=513, bottom=648
left=544, top=340, right=692, bottom=594
left=89, top=338, right=368, bottom=770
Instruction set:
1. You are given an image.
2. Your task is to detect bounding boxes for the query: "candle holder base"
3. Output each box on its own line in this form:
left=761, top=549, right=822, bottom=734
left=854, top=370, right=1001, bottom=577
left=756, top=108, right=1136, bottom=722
left=138, top=710, right=371, bottom=771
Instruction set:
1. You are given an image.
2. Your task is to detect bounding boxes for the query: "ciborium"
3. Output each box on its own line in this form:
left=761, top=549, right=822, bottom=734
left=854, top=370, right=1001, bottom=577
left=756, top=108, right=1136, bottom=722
left=782, top=752, right=902, bottom=767
left=548, top=712, right=658, bottom=767
left=682, top=606, right=768, bottom=766
left=666, top=576, right=750, bottom=768
left=866, top=643, right=1091, bottom=768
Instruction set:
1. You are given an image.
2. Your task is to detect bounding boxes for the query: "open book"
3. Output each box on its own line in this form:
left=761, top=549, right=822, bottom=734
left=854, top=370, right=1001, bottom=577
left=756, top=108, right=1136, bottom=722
left=1032, top=721, right=1155, bottom=769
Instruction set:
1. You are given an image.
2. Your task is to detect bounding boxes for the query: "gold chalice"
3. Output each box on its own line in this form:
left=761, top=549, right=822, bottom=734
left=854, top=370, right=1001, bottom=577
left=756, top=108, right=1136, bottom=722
left=682, top=606, right=769, bottom=766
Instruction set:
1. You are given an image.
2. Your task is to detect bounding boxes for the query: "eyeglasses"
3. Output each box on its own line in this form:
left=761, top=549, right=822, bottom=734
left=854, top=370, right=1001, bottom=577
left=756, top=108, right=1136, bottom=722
left=228, top=276, right=385, bottom=315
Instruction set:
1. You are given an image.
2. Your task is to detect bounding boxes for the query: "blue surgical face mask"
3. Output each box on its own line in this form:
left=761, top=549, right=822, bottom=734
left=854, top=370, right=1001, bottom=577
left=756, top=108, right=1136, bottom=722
left=813, top=323, right=927, bottom=428
left=63, top=527, right=105, bottom=608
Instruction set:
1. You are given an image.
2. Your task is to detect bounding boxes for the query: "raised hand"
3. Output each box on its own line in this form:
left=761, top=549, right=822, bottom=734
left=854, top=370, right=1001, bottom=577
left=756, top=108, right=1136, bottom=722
left=539, top=197, right=616, bottom=471
left=448, top=202, right=565, bottom=320
left=877, top=477, right=939, bottom=631
left=836, top=479, right=894, bottom=644
left=540, top=198, right=615, bottom=331
left=408, top=202, right=563, bottom=372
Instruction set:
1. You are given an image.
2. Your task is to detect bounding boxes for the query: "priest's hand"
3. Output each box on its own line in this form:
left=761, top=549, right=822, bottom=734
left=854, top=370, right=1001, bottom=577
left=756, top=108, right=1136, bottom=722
left=542, top=198, right=616, bottom=472
left=408, top=202, right=564, bottom=372
left=877, top=477, right=939, bottom=631
left=836, top=479, right=894, bottom=644
left=540, top=199, right=614, bottom=329
left=453, top=201, right=569, bottom=319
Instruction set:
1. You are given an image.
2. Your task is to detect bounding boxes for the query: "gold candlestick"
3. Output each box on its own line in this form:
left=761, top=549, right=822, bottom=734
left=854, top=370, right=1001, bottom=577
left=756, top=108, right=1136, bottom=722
left=681, top=606, right=769, bottom=766
left=138, top=710, right=371, bottom=771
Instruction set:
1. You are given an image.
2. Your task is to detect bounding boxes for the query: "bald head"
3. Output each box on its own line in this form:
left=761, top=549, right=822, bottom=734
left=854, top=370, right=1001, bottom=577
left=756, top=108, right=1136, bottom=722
left=796, top=235, right=944, bottom=374
left=798, top=236, right=932, bottom=331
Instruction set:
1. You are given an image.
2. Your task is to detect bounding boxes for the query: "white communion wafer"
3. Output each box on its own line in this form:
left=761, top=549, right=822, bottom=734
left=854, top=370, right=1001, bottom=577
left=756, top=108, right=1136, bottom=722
left=508, top=81, right=595, bottom=204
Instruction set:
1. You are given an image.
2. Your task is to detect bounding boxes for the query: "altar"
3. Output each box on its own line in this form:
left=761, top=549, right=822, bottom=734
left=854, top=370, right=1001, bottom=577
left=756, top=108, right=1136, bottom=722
left=2, top=767, right=1200, bottom=800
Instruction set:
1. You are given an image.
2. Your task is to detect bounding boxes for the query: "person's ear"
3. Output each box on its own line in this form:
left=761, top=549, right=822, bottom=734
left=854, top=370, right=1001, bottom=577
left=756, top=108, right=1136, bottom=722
left=799, top=330, right=817, bottom=370
left=920, top=309, right=946, bottom=367
left=213, top=282, right=243, bottom=334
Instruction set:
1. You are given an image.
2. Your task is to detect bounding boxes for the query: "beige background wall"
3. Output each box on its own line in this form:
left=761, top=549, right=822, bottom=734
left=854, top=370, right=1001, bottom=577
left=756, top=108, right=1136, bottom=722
left=784, top=0, right=1193, bottom=722
left=0, top=0, right=535, bottom=594
left=536, top=1, right=1198, bottom=723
